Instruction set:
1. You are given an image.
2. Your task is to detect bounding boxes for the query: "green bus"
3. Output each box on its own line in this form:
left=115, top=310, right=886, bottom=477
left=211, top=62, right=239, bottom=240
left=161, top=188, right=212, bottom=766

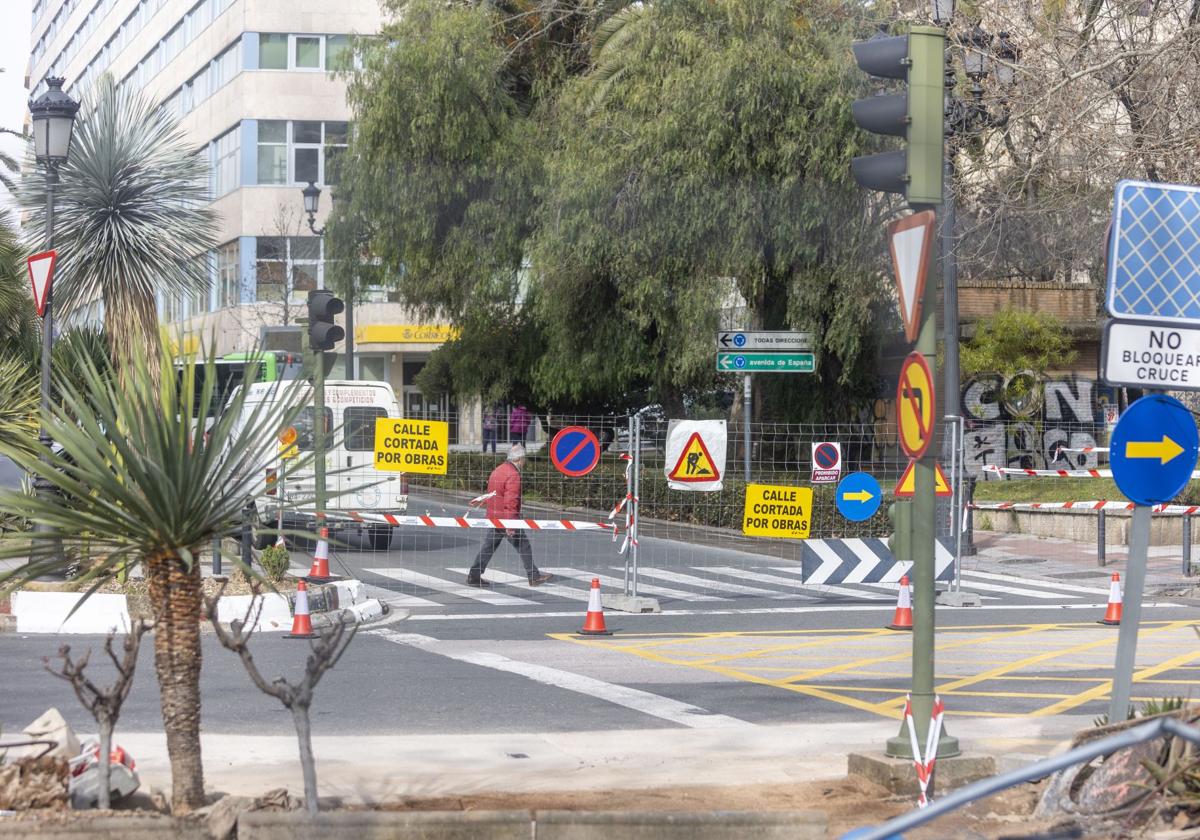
left=176, top=351, right=304, bottom=417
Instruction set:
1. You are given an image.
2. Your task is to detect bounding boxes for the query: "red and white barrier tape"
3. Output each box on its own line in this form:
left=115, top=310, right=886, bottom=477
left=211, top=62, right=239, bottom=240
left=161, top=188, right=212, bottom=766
left=902, top=694, right=945, bottom=809
left=611, top=453, right=638, bottom=554
left=340, top=511, right=619, bottom=532
left=468, top=491, right=497, bottom=508
left=971, top=500, right=1200, bottom=514
left=1056, top=446, right=1108, bottom=454
left=982, top=465, right=1110, bottom=478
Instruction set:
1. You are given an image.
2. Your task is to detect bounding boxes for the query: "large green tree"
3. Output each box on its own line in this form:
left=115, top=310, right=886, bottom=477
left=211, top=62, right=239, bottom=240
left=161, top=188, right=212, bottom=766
left=334, top=0, right=888, bottom=420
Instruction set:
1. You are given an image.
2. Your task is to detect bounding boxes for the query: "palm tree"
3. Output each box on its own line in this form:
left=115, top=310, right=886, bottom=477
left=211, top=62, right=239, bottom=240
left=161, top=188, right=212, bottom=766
left=0, top=345, right=309, bottom=813
left=17, top=74, right=216, bottom=381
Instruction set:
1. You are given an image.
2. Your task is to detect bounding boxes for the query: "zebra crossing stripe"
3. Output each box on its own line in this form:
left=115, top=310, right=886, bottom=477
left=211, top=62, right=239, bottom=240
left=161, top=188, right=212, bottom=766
left=362, top=568, right=536, bottom=606
left=801, top=539, right=954, bottom=585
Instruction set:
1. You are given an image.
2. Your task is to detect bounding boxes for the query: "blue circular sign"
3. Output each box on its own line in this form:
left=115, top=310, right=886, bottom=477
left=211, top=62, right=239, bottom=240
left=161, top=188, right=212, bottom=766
left=550, top=426, right=602, bottom=478
left=1110, top=394, right=1199, bottom=506
left=835, top=472, right=882, bottom=522
left=734, top=355, right=747, bottom=369
left=733, top=333, right=747, bottom=347
left=814, top=442, right=840, bottom=470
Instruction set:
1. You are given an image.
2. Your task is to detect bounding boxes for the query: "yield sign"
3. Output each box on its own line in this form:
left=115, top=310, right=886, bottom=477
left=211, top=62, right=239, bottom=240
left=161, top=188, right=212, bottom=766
left=27, top=250, right=57, bottom=317
left=888, top=211, right=935, bottom=343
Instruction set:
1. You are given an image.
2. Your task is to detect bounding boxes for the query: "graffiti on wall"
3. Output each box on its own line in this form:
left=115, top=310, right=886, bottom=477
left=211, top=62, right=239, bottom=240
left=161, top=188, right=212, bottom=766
left=960, top=374, right=1120, bottom=478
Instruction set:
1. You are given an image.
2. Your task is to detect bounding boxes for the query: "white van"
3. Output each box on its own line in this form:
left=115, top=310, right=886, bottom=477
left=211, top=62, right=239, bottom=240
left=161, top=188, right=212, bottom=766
left=231, top=379, right=409, bottom=550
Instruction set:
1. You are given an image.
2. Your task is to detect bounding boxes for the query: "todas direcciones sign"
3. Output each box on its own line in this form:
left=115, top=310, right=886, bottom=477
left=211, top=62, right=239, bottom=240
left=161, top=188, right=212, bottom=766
left=373, top=418, right=449, bottom=475
left=742, top=483, right=813, bottom=539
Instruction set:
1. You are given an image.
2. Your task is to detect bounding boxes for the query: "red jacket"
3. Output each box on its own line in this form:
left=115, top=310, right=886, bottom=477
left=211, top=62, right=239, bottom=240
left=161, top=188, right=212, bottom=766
left=485, top=461, right=522, bottom=519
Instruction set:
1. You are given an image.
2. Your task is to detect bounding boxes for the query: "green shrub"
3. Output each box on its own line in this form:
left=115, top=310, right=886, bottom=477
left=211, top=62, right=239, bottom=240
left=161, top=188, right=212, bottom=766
left=258, top=544, right=290, bottom=582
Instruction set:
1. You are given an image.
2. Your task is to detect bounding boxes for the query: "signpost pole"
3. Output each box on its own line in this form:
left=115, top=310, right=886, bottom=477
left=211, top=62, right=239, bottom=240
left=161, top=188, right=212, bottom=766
left=1108, top=503, right=1150, bottom=724
left=888, top=214, right=960, bottom=765
left=743, top=374, right=752, bottom=483
left=313, top=349, right=326, bottom=522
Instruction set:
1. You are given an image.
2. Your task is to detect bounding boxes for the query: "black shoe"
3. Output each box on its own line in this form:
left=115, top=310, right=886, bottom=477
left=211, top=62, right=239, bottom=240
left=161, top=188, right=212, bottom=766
left=528, top=572, right=552, bottom=586
left=466, top=575, right=491, bottom=587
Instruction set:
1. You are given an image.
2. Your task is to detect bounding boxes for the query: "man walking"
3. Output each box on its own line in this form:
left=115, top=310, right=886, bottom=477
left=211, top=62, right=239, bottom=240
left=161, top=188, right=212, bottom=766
left=467, top=444, right=552, bottom=587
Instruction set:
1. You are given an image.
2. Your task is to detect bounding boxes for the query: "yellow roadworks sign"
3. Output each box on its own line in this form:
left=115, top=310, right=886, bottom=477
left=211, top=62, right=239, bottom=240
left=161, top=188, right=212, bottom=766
left=373, top=418, right=449, bottom=474
left=667, top=432, right=721, bottom=483
left=742, top=483, right=813, bottom=539
left=894, top=460, right=951, bottom=498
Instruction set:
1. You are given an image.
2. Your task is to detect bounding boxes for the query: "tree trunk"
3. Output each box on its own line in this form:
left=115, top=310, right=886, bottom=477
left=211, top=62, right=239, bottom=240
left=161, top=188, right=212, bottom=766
left=96, top=716, right=112, bottom=810
left=291, top=704, right=319, bottom=817
left=145, top=551, right=205, bottom=813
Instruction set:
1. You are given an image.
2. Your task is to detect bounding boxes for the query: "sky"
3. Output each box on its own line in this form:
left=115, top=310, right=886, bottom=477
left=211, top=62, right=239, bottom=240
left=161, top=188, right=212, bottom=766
left=0, top=0, right=33, bottom=217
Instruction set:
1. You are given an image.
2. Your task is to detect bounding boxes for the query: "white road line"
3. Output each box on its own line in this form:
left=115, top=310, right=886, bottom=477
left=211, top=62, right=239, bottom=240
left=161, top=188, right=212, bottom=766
left=850, top=582, right=999, bottom=602
left=699, top=567, right=825, bottom=600
left=961, top=570, right=1112, bottom=596
left=357, top=579, right=444, bottom=609
left=627, top=567, right=791, bottom=598
left=362, top=568, right=536, bottom=606
left=544, top=568, right=727, bottom=602
left=764, top=567, right=898, bottom=601
left=368, top=630, right=753, bottom=729
left=448, top=567, right=591, bottom=601
left=404, top=602, right=1184, bottom=621
left=944, top=578, right=1066, bottom=600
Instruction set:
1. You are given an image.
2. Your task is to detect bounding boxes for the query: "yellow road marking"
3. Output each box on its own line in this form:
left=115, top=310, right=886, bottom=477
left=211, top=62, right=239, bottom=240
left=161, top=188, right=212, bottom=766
left=1034, top=641, right=1200, bottom=717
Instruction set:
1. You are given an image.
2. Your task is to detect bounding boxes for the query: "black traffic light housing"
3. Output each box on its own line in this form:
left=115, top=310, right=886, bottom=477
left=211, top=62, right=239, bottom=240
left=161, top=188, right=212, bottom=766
left=307, top=289, right=345, bottom=352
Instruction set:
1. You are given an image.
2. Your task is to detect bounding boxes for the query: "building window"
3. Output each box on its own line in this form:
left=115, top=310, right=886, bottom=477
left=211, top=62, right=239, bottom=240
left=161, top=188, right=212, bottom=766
left=325, top=122, right=348, bottom=185
left=293, top=35, right=322, bottom=69
left=213, top=127, right=240, bottom=198
left=216, top=241, right=240, bottom=307
left=259, top=33, right=288, bottom=69
left=292, top=121, right=321, bottom=184
left=256, top=237, right=323, bottom=303
left=326, top=35, right=351, bottom=71
left=257, top=121, right=288, bottom=185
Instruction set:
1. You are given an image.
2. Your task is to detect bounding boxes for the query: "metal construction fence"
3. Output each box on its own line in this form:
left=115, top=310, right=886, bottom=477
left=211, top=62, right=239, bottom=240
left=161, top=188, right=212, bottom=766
left=244, top=410, right=1197, bottom=609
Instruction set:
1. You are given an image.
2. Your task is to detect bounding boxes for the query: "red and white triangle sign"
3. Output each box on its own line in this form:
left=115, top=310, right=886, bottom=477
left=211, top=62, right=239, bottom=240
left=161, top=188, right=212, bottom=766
left=887, top=211, right=936, bottom=344
left=27, top=250, right=57, bottom=317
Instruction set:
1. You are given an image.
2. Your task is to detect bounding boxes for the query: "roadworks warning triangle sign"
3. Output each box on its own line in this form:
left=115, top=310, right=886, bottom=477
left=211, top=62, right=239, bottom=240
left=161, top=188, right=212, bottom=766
left=894, top=459, right=952, bottom=498
left=667, top=432, right=721, bottom=483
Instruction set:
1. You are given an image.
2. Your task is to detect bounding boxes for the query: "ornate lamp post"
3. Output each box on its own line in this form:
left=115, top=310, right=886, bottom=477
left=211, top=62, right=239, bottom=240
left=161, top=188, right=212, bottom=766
left=28, top=77, right=79, bottom=575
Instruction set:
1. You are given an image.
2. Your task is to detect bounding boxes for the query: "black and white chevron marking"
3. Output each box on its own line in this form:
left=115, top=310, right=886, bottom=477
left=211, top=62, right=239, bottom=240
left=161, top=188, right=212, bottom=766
left=800, top=538, right=954, bottom=585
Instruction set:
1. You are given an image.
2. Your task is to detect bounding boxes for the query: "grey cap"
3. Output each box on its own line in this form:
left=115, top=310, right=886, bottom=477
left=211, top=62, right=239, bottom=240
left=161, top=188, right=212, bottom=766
left=507, top=443, right=526, bottom=462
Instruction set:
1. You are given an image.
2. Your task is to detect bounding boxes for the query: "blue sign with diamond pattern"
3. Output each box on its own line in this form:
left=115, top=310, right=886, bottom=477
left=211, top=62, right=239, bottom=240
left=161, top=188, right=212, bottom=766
left=1107, top=180, right=1200, bottom=325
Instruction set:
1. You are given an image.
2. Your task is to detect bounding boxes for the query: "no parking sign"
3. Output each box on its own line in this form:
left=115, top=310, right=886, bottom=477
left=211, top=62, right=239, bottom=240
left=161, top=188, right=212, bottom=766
left=550, top=426, right=602, bottom=477
left=810, top=442, right=842, bottom=484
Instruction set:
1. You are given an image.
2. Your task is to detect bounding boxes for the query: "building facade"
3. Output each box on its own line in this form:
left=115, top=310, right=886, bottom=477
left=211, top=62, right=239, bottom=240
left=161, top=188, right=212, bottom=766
left=27, top=0, right=462, bottom=426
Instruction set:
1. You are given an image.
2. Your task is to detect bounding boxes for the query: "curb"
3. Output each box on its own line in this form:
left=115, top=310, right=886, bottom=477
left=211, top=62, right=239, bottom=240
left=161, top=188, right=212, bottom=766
left=0, top=816, right=208, bottom=839
left=2, top=581, right=386, bottom=635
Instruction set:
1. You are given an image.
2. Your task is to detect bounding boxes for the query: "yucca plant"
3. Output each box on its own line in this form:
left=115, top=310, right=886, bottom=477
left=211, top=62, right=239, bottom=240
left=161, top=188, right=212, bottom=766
left=0, top=354, right=39, bottom=459
left=0, top=344, right=311, bottom=813
left=0, top=213, right=38, bottom=362
left=17, top=74, right=216, bottom=380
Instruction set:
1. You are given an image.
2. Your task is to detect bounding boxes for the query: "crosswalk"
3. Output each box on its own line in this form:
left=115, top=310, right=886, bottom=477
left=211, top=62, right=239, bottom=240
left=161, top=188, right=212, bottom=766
left=354, top=563, right=1115, bottom=612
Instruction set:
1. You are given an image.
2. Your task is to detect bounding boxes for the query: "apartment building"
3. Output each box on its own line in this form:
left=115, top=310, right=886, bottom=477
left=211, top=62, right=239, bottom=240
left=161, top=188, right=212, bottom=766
left=27, top=0, right=462, bottom=428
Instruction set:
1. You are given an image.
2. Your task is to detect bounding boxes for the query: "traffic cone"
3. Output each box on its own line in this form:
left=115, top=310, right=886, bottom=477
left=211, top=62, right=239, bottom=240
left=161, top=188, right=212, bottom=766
left=306, top=526, right=334, bottom=582
left=888, top=575, right=914, bottom=631
left=578, top=578, right=612, bottom=636
left=284, top=580, right=317, bottom=639
left=275, top=533, right=286, bottom=549
left=1099, top=572, right=1123, bottom=626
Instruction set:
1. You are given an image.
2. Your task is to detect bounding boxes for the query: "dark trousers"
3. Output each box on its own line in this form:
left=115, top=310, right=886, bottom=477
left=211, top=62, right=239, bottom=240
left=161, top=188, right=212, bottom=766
left=469, top=528, right=536, bottom=578
left=482, top=429, right=497, bottom=453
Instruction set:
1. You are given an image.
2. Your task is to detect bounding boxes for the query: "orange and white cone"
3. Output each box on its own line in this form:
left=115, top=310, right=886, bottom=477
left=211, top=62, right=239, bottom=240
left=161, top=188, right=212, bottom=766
left=888, top=575, right=914, bottom=631
left=1099, top=572, right=1123, bottom=626
left=274, top=533, right=286, bottom=549
left=284, top=580, right=317, bottom=639
left=578, top=578, right=612, bottom=636
left=306, top=526, right=334, bottom=582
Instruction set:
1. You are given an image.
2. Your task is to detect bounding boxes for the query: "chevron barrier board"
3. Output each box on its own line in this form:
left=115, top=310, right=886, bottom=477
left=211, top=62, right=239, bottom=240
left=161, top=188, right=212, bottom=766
left=800, top=538, right=954, bottom=585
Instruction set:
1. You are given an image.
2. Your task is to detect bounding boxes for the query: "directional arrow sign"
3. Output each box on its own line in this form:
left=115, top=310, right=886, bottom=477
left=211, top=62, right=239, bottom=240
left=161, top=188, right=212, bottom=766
left=27, top=250, right=57, bottom=317
left=716, top=352, right=814, bottom=373
left=1110, top=394, right=1200, bottom=505
left=835, top=472, right=883, bottom=522
left=715, top=331, right=812, bottom=351
left=888, top=211, right=935, bottom=344
left=1125, top=436, right=1185, bottom=464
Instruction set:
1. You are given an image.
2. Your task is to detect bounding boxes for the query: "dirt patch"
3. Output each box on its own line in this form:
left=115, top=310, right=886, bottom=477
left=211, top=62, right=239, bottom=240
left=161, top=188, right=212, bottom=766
left=370, top=777, right=1064, bottom=839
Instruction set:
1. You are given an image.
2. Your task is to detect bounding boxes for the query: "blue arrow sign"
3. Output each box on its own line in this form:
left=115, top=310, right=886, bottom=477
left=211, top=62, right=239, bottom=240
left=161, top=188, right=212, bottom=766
left=1110, top=394, right=1199, bottom=506
left=835, top=472, right=883, bottom=522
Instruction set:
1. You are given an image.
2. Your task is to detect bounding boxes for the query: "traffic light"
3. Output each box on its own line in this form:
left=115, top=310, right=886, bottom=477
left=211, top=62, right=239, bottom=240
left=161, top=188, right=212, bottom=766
left=307, top=290, right=344, bottom=352
left=849, top=25, right=945, bottom=207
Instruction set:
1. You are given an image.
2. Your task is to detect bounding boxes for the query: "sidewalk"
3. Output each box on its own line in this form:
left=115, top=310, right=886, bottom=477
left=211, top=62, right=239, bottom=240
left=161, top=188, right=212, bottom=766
left=112, top=716, right=1085, bottom=803
left=963, top=530, right=1197, bottom=595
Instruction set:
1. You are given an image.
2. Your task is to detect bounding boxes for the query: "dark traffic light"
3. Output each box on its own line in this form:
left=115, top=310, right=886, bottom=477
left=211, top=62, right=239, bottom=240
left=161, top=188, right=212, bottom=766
left=307, top=289, right=344, bottom=352
left=850, top=26, right=945, bottom=207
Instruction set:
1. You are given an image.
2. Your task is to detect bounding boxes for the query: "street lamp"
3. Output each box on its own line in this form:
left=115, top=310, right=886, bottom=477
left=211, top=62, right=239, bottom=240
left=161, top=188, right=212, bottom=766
left=299, top=181, right=355, bottom=379
left=994, top=32, right=1019, bottom=90
left=961, top=25, right=993, bottom=81
left=28, top=77, right=79, bottom=576
left=931, top=0, right=955, bottom=26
